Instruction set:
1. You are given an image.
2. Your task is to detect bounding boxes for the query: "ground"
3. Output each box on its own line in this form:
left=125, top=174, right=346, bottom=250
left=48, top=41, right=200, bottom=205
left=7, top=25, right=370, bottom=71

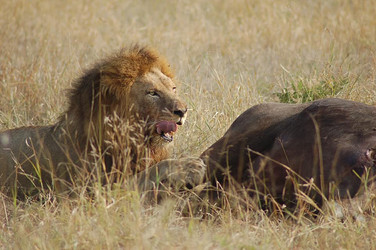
left=1, top=0, right=376, bottom=248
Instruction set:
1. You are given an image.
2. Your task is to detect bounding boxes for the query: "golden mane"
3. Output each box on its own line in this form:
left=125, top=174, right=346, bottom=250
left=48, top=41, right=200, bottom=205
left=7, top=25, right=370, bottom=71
left=58, top=46, right=175, bottom=149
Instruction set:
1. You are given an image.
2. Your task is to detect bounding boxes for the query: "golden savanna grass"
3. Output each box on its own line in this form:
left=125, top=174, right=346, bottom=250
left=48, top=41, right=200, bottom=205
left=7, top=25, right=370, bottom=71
left=1, top=0, right=376, bottom=248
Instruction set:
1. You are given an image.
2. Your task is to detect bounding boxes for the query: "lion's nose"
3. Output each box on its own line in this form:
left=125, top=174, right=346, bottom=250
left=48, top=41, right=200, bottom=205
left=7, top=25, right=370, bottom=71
left=173, top=108, right=187, bottom=118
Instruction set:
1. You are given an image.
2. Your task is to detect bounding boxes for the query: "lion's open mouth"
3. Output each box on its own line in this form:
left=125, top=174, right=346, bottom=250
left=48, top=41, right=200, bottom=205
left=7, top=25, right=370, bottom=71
left=156, top=121, right=178, bottom=142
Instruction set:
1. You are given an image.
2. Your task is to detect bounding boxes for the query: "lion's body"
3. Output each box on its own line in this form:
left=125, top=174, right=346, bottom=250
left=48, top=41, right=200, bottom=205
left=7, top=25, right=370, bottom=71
left=0, top=46, right=193, bottom=197
left=0, top=126, right=78, bottom=194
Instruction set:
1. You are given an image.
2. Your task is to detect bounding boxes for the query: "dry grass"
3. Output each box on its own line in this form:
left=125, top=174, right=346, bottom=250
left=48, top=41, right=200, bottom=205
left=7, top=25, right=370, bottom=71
left=1, top=0, right=376, bottom=248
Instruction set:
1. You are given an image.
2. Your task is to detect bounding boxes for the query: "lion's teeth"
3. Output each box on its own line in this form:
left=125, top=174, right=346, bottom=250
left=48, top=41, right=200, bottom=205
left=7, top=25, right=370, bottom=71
left=161, top=132, right=173, bottom=142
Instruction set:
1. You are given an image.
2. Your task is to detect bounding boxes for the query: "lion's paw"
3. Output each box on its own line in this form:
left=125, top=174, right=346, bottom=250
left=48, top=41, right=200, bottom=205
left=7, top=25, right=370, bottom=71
left=138, top=157, right=207, bottom=192
left=162, top=157, right=206, bottom=189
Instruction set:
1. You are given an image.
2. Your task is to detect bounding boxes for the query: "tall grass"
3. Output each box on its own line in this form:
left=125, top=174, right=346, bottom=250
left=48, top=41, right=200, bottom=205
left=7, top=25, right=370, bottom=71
left=1, top=0, right=376, bottom=248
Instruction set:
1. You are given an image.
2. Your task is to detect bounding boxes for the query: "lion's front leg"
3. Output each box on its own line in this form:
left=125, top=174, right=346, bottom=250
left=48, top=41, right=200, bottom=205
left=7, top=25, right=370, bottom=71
left=135, top=157, right=207, bottom=202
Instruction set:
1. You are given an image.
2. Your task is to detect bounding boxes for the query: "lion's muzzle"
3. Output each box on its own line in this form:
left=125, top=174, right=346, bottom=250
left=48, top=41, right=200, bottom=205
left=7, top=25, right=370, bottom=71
left=173, top=106, right=187, bottom=125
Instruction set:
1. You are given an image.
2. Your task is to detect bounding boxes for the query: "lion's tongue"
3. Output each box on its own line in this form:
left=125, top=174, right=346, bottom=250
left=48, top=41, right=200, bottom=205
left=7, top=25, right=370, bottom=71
left=156, top=121, right=178, bottom=135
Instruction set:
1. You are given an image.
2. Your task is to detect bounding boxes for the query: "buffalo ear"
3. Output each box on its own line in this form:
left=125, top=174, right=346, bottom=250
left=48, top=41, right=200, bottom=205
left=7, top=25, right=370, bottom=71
left=366, top=148, right=376, bottom=162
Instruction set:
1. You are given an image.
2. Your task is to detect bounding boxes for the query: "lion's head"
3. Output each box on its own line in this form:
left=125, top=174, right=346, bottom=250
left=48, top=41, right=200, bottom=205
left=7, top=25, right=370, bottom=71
left=128, top=66, right=188, bottom=142
left=60, top=46, right=187, bottom=171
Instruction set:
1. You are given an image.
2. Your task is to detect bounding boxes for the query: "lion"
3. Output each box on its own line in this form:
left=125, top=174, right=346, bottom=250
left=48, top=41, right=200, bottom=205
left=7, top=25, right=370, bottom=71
left=0, top=46, right=206, bottom=198
left=201, top=98, right=376, bottom=209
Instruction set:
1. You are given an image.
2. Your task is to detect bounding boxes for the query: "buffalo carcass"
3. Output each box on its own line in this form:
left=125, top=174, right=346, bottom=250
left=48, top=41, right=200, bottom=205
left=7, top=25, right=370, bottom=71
left=201, top=98, right=376, bottom=207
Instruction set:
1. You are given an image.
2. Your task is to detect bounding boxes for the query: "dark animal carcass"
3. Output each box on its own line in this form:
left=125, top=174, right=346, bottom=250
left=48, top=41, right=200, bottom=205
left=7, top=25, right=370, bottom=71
left=201, top=98, right=376, bottom=206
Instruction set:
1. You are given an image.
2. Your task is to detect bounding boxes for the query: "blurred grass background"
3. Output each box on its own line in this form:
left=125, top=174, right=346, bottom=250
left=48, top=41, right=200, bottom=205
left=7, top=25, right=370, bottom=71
left=1, top=0, right=376, bottom=248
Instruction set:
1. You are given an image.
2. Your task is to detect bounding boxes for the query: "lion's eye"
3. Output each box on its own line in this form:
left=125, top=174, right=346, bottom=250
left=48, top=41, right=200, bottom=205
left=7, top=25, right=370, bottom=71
left=172, top=87, right=176, bottom=93
left=148, top=91, right=160, bottom=97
